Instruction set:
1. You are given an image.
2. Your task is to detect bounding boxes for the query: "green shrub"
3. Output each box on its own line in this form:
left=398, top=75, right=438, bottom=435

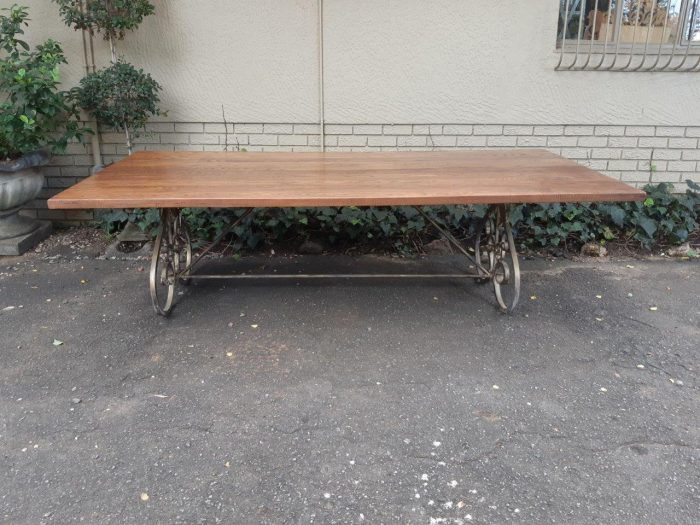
left=53, top=0, right=155, bottom=40
left=98, top=181, right=700, bottom=253
left=0, top=4, right=83, bottom=160
left=74, top=60, right=161, bottom=138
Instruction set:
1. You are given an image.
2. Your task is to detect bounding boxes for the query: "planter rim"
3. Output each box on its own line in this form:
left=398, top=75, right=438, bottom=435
left=0, top=150, right=51, bottom=173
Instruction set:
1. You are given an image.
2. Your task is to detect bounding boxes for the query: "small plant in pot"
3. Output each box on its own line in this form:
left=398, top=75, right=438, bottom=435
left=0, top=4, right=83, bottom=252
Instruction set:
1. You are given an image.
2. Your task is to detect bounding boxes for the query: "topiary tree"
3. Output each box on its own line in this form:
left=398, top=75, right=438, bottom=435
left=74, top=60, right=160, bottom=155
left=53, top=0, right=154, bottom=60
left=53, top=0, right=159, bottom=155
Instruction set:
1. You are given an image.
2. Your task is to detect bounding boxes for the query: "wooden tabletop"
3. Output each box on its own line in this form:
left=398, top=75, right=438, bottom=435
left=48, top=150, right=645, bottom=209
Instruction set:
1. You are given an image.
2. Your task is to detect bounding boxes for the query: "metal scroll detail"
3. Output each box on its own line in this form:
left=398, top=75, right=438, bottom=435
left=149, top=209, right=192, bottom=316
left=147, top=206, right=522, bottom=316
left=415, top=204, right=521, bottom=313
left=149, top=208, right=253, bottom=316
left=475, top=205, right=521, bottom=313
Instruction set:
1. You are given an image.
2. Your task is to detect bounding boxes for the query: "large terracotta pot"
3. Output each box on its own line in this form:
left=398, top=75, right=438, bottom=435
left=0, top=151, right=49, bottom=240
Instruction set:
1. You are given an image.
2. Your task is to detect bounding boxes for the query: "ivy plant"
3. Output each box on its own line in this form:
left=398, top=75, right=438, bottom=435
left=99, top=182, right=700, bottom=254
left=512, top=182, right=699, bottom=250
left=0, top=4, right=83, bottom=160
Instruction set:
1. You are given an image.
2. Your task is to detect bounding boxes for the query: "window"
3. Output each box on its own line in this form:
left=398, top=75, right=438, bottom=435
left=556, top=0, right=700, bottom=71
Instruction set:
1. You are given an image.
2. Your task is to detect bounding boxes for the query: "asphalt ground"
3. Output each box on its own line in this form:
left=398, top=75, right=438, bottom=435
left=0, top=252, right=698, bottom=524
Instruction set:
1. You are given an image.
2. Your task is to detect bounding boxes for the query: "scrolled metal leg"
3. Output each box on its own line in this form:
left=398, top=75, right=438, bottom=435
left=149, top=209, right=190, bottom=316
left=177, top=220, right=193, bottom=286
left=474, top=210, right=497, bottom=285
left=475, top=205, right=521, bottom=313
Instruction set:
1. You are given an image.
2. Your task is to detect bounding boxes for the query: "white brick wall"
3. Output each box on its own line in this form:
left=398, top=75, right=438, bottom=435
left=34, top=123, right=700, bottom=223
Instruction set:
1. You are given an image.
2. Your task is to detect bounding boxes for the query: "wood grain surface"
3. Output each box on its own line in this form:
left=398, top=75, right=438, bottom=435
left=48, top=150, right=646, bottom=209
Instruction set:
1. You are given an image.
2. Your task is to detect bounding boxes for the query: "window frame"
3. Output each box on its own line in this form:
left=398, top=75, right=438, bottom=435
left=557, top=0, right=700, bottom=52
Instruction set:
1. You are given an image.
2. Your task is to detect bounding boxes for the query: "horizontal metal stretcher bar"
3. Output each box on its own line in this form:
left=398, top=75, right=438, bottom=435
left=186, top=273, right=484, bottom=280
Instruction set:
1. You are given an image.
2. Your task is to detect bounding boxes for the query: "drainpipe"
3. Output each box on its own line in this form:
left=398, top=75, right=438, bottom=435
left=318, top=0, right=325, bottom=152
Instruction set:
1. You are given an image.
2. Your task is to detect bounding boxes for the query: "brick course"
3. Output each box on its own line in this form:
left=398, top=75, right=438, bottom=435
left=33, top=123, right=700, bottom=224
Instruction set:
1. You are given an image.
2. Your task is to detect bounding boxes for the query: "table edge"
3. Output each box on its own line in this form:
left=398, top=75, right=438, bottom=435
left=48, top=191, right=647, bottom=210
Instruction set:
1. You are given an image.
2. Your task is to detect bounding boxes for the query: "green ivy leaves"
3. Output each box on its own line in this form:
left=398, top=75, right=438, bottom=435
left=635, top=216, right=658, bottom=238
left=98, top=181, right=699, bottom=253
left=607, top=205, right=626, bottom=227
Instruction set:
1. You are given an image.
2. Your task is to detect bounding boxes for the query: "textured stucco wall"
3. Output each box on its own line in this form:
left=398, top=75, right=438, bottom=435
left=17, top=0, right=700, bottom=125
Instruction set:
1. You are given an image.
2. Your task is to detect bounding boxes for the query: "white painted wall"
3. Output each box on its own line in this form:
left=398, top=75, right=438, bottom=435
left=16, top=0, right=700, bottom=125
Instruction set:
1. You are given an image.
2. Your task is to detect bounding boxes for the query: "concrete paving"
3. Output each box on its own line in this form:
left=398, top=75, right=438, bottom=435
left=0, top=252, right=698, bottom=524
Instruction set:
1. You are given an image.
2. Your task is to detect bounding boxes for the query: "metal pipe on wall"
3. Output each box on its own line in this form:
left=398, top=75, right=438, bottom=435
left=318, top=0, right=325, bottom=152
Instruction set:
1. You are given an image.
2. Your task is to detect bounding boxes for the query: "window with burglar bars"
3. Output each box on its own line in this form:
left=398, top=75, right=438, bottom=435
left=556, top=0, right=700, bottom=71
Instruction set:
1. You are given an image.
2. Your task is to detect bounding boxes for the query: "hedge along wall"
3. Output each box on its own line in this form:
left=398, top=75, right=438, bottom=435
left=31, top=122, right=700, bottom=224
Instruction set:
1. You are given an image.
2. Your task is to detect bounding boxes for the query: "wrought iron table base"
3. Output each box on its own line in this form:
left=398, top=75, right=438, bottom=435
left=149, top=205, right=521, bottom=317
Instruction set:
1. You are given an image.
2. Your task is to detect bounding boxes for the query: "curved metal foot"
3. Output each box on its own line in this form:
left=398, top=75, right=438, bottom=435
left=149, top=209, right=191, bottom=316
left=475, top=205, right=521, bottom=313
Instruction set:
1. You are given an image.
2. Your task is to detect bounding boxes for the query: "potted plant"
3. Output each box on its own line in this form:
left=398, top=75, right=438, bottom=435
left=0, top=4, right=83, bottom=253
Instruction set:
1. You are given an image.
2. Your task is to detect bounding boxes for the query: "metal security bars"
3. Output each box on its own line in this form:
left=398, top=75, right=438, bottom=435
left=556, top=0, right=700, bottom=71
